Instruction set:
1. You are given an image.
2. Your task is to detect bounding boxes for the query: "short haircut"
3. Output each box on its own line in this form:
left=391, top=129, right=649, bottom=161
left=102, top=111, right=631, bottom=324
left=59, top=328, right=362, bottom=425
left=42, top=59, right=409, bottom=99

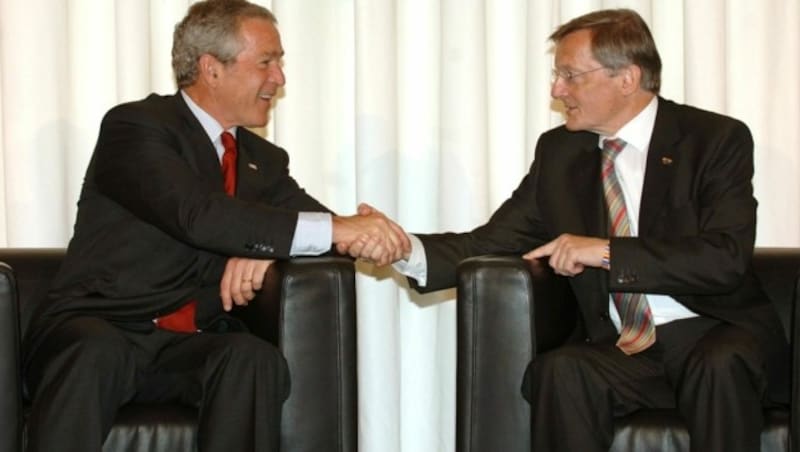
left=550, top=9, right=662, bottom=94
left=172, top=0, right=277, bottom=88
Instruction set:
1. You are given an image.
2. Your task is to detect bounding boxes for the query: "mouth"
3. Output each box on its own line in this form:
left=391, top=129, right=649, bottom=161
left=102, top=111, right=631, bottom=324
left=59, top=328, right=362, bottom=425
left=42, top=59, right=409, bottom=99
left=259, top=93, right=273, bottom=103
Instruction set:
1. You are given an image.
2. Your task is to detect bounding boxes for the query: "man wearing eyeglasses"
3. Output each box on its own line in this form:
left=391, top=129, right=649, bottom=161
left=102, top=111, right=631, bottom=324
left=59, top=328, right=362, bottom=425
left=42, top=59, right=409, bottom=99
left=352, top=7, right=789, bottom=452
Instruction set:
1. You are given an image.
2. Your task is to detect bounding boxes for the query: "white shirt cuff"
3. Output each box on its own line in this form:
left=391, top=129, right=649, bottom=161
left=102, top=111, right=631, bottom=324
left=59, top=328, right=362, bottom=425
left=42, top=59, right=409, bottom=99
left=290, top=212, right=332, bottom=256
left=392, top=234, right=428, bottom=287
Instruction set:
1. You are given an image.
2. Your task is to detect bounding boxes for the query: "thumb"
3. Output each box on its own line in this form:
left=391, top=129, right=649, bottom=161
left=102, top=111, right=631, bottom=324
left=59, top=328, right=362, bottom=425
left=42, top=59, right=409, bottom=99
left=357, top=202, right=376, bottom=216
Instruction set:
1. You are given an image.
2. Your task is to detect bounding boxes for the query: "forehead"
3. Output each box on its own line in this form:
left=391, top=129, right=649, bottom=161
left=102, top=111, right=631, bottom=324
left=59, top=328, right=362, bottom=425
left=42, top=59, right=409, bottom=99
left=554, top=29, right=597, bottom=67
left=237, top=17, right=283, bottom=56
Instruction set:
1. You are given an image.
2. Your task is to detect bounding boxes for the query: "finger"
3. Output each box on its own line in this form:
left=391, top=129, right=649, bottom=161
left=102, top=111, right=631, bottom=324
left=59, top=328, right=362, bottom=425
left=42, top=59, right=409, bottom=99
left=235, top=282, right=255, bottom=305
left=220, top=258, right=237, bottom=311
left=251, top=260, right=272, bottom=291
left=228, top=260, right=248, bottom=307
left=374, top=218, right=402, bottom=256
left=347, top=235, right=369, bottom=258
left=360, top=238, right=382, bottom=262
left=524, top=241, right=555, bottom=260
left=386, top=219, right=411, bottom=254
left=336, top=241, right=350, bottom=255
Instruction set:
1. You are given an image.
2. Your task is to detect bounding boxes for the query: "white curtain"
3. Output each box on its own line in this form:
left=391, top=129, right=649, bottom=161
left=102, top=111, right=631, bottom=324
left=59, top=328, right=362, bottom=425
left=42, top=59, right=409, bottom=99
left=1, top=0, right=798, bottom=451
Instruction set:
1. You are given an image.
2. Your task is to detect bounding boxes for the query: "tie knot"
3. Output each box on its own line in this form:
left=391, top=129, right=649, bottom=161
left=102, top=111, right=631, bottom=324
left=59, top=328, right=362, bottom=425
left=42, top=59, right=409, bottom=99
left=602, top=138, right=626, bottom=160
left=221, top=131, right=237, bottom=153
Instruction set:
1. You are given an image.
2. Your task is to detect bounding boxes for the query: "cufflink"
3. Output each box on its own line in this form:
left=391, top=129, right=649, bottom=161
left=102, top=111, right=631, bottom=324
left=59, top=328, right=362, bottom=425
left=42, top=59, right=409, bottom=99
left=661, top=157, right=673, bottom=165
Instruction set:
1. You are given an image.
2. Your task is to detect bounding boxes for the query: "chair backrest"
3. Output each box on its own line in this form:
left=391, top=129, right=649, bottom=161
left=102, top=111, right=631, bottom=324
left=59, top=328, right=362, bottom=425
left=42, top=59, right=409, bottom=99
left=752, top=248, right=800, bottom=342
left=0, top=248, right=64, bottom=339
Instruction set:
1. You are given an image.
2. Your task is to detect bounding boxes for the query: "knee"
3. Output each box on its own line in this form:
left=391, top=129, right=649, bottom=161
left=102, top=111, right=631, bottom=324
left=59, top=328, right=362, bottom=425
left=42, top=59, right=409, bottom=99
left=216, top=334, right=286, bottom=374
left=684, top=341, right=755, bottom=381
left=524, top=346, right=589, bottom=396
left=211, top=334, right=289, bottom=397
left=27, top=321, right=136, bottom=397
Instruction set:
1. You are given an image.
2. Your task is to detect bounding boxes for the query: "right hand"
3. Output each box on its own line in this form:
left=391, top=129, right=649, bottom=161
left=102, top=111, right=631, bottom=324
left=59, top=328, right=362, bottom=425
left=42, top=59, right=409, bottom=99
left=332, top=203, right=410, bottom=266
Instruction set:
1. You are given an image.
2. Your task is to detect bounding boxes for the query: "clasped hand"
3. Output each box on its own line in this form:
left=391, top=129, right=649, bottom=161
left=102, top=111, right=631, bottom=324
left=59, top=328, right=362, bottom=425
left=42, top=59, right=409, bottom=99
left=333, top=203, right=410, bottom=266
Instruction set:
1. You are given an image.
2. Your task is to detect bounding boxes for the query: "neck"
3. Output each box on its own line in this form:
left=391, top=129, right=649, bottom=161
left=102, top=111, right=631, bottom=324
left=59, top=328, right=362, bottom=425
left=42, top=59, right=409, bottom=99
left=602, top=91, right=656, bottom=136
left=183, top=85, right=230, bottom=129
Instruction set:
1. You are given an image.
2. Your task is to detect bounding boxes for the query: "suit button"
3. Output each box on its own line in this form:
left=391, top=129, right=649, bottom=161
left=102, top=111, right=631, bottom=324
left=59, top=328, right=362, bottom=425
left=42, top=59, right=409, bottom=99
left=265, top=246, right=274, bottom=253
left=600, top=313, right=609, bottom=322
left=585, top=337, right=593, bottom=343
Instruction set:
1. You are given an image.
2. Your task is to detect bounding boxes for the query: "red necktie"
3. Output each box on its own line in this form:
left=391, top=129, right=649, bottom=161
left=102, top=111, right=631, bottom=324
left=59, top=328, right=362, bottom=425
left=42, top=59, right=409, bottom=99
left=154, top=132, right=238, bottom=333
left=601, top=138, right=656, bottom=355
left=221, top=131, right=237, bottom=196
left=153, top=300, right=198, bottom=333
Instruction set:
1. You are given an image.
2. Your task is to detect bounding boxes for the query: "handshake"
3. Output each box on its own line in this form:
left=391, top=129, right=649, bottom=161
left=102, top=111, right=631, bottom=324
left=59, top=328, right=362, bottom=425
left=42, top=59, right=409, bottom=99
left=332, top=203, right=411, bottom=266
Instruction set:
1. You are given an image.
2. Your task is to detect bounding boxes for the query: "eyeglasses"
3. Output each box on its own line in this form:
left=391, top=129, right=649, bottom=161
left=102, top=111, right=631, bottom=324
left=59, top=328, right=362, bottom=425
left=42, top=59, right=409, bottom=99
left=551, top=66, right=608, bottom=84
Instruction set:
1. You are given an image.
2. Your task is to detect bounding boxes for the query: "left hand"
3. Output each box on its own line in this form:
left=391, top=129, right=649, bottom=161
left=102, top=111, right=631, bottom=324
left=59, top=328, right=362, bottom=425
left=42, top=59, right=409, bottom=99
left=524, top=233, right=608, bottom=277
left=220, top=257, right=274, bottom=311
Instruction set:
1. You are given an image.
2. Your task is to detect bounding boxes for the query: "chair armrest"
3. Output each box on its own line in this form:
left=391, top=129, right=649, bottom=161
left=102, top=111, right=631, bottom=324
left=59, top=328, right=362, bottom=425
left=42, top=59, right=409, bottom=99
left=0, top=262, right=22, bottom=452
left=456, top=256, right=576, bottom=452
left=237, top=257, right=357, bottom=452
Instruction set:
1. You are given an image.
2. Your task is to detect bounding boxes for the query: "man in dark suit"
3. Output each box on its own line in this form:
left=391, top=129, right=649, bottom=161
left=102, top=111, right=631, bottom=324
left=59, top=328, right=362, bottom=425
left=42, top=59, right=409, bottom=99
left=23, top=1, right=408, bottom=451
left=358, top=8, right=787, bottom=452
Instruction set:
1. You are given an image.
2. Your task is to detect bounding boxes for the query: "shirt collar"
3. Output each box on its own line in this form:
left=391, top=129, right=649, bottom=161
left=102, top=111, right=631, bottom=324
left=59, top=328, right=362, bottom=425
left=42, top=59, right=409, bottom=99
left=180, top=90, right=238, bottom=143
left=599, top=96, right=658, bottom=153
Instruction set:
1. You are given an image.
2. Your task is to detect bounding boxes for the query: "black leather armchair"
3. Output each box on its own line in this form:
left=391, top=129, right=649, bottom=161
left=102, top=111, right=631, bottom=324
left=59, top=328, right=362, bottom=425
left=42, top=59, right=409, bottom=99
left=0, top=248, right=357, bottom=452
left=456, top=247, right=800, bottom=452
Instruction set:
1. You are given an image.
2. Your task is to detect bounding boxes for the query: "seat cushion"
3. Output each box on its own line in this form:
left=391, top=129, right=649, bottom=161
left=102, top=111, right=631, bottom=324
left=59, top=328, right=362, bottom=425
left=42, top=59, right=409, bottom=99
left=102, top=404, right=197, bottom=452
left=610, top=408, right=788, bottom=452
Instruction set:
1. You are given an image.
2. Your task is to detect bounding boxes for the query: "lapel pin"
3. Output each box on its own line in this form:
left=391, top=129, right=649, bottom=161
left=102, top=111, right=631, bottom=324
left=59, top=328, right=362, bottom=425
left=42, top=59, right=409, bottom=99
left=248, top=163, right=258, bottom=171
left=661, top=157, right=673, bottom=166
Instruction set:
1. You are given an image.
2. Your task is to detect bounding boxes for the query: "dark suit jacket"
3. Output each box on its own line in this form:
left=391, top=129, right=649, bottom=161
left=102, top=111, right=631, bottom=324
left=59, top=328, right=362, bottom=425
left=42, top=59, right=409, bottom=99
left=26, top=92, right=331, bottom=356
left=413, top=98, right=788, bottom=389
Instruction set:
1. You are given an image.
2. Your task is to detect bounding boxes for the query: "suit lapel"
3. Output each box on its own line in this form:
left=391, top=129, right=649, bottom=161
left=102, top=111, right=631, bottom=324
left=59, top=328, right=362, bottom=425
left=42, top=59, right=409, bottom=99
left=570, top=135, right=607, bottom=237
left=234, top=130, right=264, bottom=200
left=173, top=94, right=226, bottom=191
left=639, top=98, right=681, bottom=235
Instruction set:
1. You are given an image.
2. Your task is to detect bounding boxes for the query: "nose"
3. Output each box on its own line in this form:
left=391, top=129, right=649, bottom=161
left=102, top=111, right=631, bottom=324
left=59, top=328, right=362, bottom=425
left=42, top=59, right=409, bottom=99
left=269, top=63, right=286, bottom=86
left=550, top=77, right=567, bottom=99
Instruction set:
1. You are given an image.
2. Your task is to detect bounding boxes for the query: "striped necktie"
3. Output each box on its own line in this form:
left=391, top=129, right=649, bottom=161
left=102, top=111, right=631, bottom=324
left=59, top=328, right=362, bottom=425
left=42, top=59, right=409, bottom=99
left=601, top=138, right=656, bottom=355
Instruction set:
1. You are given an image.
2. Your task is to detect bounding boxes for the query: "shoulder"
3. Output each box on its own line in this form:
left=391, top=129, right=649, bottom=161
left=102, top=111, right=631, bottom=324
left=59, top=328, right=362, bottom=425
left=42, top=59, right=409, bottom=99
left=102, top=93, right=185, bottom=127
left=658, top=98, right=751, bottom=138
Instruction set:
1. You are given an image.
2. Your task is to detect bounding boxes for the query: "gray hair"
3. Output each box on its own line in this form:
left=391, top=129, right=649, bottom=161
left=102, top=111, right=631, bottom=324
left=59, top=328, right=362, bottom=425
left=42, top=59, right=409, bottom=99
left=550, top=9, right=662, bottom=94
left=172, top=0, right=277, bottom=88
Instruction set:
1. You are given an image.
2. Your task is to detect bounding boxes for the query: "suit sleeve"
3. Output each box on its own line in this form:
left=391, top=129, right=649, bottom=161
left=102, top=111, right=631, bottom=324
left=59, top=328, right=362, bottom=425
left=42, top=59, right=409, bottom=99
left=91, top=104, right=310, bottom=259
left=412, top=149, right=550, bottom=293
left=610, top=117, right=757, bottom=296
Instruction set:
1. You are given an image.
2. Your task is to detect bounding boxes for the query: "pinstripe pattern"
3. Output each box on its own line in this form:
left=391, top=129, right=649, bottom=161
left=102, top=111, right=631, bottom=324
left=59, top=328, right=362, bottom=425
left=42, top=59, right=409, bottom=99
left=602, top=138, right=656, bottom=355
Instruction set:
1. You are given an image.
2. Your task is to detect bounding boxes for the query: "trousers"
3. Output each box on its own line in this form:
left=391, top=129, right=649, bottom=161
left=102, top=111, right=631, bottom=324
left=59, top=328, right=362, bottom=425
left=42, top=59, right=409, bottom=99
left=25, top=316, right=289, bottom=452
left=523, top=316, right=772, bottom=452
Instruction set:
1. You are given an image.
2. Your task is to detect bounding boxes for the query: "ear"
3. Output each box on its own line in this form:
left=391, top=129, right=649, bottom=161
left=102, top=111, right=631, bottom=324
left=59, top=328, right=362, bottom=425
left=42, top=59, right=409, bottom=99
left=198, top=54, right=223, bottom=86
left=619, top=65, right=642, bottom=95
